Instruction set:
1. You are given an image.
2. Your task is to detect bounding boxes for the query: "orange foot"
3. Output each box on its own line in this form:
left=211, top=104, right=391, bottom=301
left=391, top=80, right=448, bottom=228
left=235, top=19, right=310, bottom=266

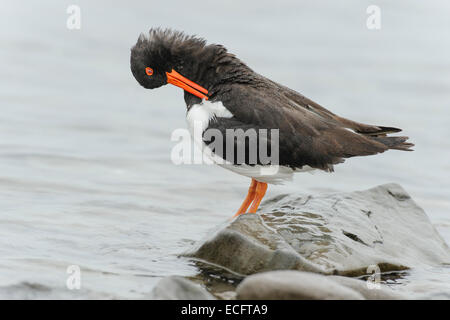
left=233, top=179, right=268, bottom=218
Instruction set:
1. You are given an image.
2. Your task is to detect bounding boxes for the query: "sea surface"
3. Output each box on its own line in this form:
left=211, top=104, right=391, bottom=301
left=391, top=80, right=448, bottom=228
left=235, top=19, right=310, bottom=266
left=0, top=1, right=449, bottom=299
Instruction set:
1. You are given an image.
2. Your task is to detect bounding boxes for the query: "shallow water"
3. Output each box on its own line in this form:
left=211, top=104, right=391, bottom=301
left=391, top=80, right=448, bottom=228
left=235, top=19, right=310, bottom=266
left=0, top=1, right=449, bottom=298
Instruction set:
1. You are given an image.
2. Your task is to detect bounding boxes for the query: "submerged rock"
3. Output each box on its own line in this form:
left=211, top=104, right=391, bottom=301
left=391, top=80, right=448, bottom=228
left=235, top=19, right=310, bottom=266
left=186, top=184, right=450, bottom=277
left=149, top=276, right=215, bottom=300
left=236, top=270, right=407, bottom=300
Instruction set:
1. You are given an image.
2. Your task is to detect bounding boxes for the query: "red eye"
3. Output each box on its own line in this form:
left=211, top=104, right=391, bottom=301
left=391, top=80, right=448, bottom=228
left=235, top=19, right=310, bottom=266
left=145, top=67, right=153, bottom=76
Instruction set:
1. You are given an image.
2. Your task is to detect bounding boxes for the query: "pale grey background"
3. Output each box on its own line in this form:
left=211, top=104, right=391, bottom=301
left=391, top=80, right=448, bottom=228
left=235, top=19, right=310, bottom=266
left=0, top=0, right=449, bottom=298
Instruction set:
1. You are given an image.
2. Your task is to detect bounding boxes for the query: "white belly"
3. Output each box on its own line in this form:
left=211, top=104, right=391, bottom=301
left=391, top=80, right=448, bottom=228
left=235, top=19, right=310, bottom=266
left=185, top=100, right=315, bottom=185
left=186, top=100, right=233, bottom=132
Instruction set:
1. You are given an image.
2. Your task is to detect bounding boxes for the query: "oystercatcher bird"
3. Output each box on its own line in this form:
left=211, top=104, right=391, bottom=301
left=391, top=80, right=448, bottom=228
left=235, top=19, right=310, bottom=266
left=130, top=28, right=413, bottom=217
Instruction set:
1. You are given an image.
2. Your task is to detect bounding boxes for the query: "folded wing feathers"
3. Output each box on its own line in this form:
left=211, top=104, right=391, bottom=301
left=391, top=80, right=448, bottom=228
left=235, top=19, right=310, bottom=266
left=281, top=88, right=414, bottom=151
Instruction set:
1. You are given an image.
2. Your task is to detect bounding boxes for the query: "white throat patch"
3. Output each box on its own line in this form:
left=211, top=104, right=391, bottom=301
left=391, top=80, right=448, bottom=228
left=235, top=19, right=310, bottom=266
left=186, top=100, right=233, bottom=132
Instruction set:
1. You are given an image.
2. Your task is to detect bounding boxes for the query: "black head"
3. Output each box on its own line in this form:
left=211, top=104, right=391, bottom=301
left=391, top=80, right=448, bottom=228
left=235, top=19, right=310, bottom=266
left=130, top=28, right=254, bottom=100
left=130, top=28, right=205, bottom=89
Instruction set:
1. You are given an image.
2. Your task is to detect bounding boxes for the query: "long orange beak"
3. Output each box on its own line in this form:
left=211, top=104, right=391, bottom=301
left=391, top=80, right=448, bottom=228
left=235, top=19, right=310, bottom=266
left=166, top=69, right=209, bottom=100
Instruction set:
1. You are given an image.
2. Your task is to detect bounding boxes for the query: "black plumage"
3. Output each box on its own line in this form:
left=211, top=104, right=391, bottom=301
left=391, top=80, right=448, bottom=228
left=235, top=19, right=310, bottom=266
left=131, top=28, right=413, bottom=173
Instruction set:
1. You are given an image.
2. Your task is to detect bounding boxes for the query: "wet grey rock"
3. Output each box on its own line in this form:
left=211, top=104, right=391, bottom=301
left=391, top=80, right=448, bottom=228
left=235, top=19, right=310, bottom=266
left=149, top=276, right=215, bottom=300
left=186, top=184, right=450, bottom=276
left=236, top=271, right=364, bottom=300
left=328, top=275, right=408, bottom=299
left=236, top=270, right=408, bottom=300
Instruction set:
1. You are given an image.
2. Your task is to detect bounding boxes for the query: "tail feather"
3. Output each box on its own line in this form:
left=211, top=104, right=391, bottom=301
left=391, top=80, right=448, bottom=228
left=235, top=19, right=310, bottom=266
left=356, top=125, right=402, bottom=136
left=335, top=115, right=403, bottom=137
left=372, top=135, right=414, bottom=151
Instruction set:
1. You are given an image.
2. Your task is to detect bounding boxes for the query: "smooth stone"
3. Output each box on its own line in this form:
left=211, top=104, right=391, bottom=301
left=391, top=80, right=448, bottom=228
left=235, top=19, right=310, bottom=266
left=236, top=270, right=364, bottom=300
left=149, top=276, right=215, bottom=300
left=328, top=275, right=408, bottom=299
left=186, top=184, right=450, bottom=276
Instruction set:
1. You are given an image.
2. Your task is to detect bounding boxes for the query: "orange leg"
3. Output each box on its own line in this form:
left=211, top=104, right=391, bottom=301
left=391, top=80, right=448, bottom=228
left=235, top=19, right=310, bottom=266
left=248, top=181, right=268, bottom=213
left=233, top=179, right=257, bottom=218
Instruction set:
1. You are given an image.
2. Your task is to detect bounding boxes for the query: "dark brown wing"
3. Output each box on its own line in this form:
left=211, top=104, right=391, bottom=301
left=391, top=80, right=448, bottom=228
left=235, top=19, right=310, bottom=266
left=218, top=83, right=413, bottom=171
left=272, top=80, right=405, bottom=137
